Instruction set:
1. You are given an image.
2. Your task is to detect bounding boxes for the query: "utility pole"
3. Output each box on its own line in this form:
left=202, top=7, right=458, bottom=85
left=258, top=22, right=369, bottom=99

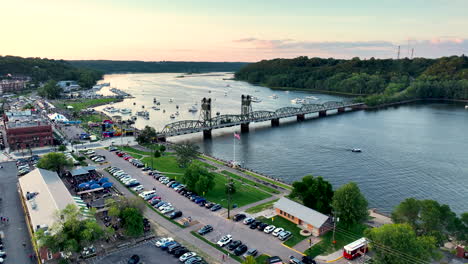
left=397, top=46, right=400, bottom=60
left=227, top=173, right=232, bottom=219
left=411, top=48, right=414, bottom=59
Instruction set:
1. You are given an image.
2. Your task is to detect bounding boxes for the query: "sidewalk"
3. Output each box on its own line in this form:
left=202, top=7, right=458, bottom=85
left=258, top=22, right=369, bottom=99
left=315, top=249, right=344, bottom=263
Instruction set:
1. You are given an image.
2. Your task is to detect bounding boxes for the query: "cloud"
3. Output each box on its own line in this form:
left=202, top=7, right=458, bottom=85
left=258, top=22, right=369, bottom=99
left=232, top=37, right=468, bottom=59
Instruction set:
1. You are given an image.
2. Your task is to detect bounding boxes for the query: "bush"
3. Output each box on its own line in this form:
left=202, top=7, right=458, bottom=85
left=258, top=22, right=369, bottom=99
left=58, top=145, right=66, bottom=151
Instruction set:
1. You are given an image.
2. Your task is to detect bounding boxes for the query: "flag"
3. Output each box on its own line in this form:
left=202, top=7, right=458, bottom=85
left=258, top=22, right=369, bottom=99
left=234, top=133, right=240, bottom=140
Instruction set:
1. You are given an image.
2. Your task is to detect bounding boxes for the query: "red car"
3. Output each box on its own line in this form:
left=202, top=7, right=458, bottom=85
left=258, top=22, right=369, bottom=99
left=117, top=152, right=126, bottom=157
left=124, top=156, right=133, bottom=160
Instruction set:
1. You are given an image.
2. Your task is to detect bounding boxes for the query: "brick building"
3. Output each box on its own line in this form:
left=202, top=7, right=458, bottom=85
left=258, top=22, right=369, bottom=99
left=274, top=197, right=332, bottom=237
left=0, top=79, right=28, bottom=94
left=4, top=111, right=53, bottom=150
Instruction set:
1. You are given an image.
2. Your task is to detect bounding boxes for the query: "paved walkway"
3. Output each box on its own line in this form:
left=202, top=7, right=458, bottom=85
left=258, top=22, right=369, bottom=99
left=96, top=148, right=303, bottom=263
left=293, top=236, right=321, bottom=253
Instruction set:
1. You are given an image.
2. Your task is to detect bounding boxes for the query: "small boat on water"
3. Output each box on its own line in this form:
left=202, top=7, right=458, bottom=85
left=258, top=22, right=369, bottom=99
left=291, top=98, right=306, bottom=104
left=465, top=105, right=468, bottom=109
left=176, top=105, right=179, bottom=109
left=120, top=108, right=132, bottom=114
left=137, top=110, right=149, bottom=117
left=216, top=111, right=221, bottom=116
left=152, top=106, right=160, bottom=110
left=208, top=90, right=212, bottom=93
left=131, top=116, right=137, bottom=121
left=175, top=111, right=180, bottom=116
left=163, top=109, right=166, bottom=113
left=169, top=98, right=174, bottom=103
left=306, top=96, right=318, bottom=100
left=133, top=102, right=136, bottom=105
left=269, top=94, right=278, bottom=99
left=188, top=105, right=198, bottom=113
left=351, top=148, right=362, bottom=153
left=153, top=98, right=158, bottom=103
left=224, top=92, right=228, bottom=96
left=251, top=96, right=262, bottom=103
left=142, top=105, right=145, bottom=108
left=170, top=114, right=175, bottom=119
left=226, top=84, right=231, bottom=87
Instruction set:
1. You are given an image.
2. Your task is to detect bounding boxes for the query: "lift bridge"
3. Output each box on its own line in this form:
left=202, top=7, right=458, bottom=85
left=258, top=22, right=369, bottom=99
left=156, top=95, right=365, bottom=141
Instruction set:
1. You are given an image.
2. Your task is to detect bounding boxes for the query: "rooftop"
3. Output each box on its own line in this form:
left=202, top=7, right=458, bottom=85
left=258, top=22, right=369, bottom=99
left=274, top=197, right=329, bottom=228
left=18, top=168, right=77, bottom=231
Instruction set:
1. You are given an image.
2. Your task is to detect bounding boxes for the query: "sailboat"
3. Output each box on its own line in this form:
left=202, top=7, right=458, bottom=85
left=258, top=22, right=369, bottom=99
left=188, top=105, right=198, bottom=113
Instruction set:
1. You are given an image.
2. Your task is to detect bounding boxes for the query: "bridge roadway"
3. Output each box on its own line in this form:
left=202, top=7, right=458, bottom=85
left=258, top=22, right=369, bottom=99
left=157, top=101, right=365, bottom=140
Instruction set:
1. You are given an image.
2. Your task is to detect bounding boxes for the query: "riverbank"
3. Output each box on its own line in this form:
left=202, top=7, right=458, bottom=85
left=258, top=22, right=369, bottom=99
left=367, top=98, right=468, bottom=109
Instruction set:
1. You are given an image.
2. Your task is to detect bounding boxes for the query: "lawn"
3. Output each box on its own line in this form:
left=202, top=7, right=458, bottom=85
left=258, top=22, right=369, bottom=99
left=242, top=170, right=292, bottom=190
left=256, top=216, right=304, bottom=247
left=198, top=155, right=225, bottom=165
left=141, top=156, right=186, bottom=175
left=205, top=173, right=272, bottom=209
left=245, top=199, right=279, bottom=214
left=222, top=170, right=280, bottom=194
left=56, top=98, right=119, bottom=111
left=305, top=224, right=367, bottom=258
left=193, top=160, right=217, bottom=170
left=116, top=146, right=151, bottom=156
left=78, top=113, right=108, bottom=123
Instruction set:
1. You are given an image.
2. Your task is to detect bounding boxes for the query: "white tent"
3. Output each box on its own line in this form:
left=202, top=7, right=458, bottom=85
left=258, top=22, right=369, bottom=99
left=47, top=113, right=69, bottom=122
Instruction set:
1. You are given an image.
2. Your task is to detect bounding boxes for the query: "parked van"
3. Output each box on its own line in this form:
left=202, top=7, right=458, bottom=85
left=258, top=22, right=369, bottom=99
left=139, top=191, right=157, bottom=200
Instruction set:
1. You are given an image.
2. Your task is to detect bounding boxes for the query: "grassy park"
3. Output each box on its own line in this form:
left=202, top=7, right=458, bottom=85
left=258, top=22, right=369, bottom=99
left=55, top=98, right=120, bottom=111
left=222, top=170, right=280, bottom=194
left=245, top=199, right=279, bottom=214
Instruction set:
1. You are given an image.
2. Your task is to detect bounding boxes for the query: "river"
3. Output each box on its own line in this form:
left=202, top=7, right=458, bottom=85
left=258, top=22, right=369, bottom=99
left=95, top=73, right=468, bottom=214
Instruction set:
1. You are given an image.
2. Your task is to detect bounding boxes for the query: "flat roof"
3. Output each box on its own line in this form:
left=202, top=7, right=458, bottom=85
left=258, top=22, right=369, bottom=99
left=274, top=197, right=329, bottom=228
left=18, top=168, right=77, bottom=231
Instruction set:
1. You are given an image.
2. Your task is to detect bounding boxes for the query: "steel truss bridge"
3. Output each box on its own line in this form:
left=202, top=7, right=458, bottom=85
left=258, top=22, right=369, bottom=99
left=157, top=99, right=364, bottom=140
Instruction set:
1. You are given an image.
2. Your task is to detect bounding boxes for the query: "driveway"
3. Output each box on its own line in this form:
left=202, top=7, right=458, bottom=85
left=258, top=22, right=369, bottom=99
left=95, top=148, right=304, bottom=263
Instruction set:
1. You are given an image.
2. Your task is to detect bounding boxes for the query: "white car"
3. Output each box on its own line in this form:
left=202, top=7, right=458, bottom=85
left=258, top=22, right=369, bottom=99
left=159, top=203, right=172, bottom=211
left=179, top=252, right=196, bottom=262
left=264, top=225, right=276, bottom=234
left=216, top=234, right=232, bottom=247
left=272, top=227, right=284, bottom=237
left=161, top=207, right=174, bottom=214
left=131, top=185, right=144, bottom=192
left=155, top=237, right=173, bottom=247
left=243, top=217, right=254, bottom=225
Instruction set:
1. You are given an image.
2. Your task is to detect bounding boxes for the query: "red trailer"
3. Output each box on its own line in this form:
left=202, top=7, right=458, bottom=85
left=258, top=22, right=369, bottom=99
left=343, top=238, right=368, bottom=260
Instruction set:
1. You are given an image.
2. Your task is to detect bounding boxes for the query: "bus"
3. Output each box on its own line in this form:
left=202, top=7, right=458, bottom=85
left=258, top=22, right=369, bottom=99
left=343, top=238, right=368, bottom=260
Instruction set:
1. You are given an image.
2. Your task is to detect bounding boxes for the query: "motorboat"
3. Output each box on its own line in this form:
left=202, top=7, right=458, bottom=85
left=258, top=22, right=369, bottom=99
left=137, top=111, right=149, bottom=117
left=104, top=106, right=119, bottom=113
left=163, top=109, right=166, bottom=113
left=133, top=102, right=136, bottom=105
left=306, top=96, right=318, bottom=100
left=188, top=105, right=198, bottom=113
left=170, top=114, right=175, bottom=119
left=226, top=84, right=231, bottom=87
left=269, top=94, right=278, bottom=99
left=175, top=111, right=180, bottom=116
left=131, top=116, right=137, bottom=121
left=120, top=108, right=132, bottom=114
left=225, top=92, right=228, bottom=96
left=153, top=98, right=158, bottom=103
left=176, top=105, right=179, bottom=109
left=291, top=98, right=306, bottom=104
left=251, top=96, right=262, bottom=103
left=351, top=148, right=362, bottom=153
left=169, top=98, right=173, bottom=103
left=465, top=105, right=468, bottom=109
left=208, top=90, right=211, bottom=93
left=216, top=111, right=221, bottom=116
left=142, top=105, right=145, bottom=108
left=152, top=106, right=160, bottom=110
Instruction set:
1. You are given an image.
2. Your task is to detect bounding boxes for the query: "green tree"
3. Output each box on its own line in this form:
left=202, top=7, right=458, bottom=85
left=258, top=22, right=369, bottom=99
left=38, top=80, right=62, bottom=99
left=159, top=145, right=166, bottom=153
left=290, top=175, right=334, bottom=214
left=225, top=179, right=237, bottom=195
left=37, top=152, right=73, bottom=174
left=121, top=207, right=144, bottom=237
left=154, top=150, right=161, bottom=158
left=364, top=224, right=437, bottom=264
left=173, top=142, right=199, bottom=168
left=242, top=256, right=256, bottom=264
left=332, top=182, right=368, bottom=227
left=181, top=164, right=215, bottom=194
left=391, top=198, right=421, bottom=229
left=58, top=145, right=67, bottom=151
left=136, top=125, right=157, bottom=145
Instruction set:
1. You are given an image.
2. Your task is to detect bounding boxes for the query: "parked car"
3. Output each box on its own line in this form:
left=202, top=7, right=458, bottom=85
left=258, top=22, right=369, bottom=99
left=185, top=256, right=202, bottom=264
left=243, top=217, right=254, bottom=225
left=155, top=237, right=173, bottom=247
left=272, top=227, right=284, bottom=236
left=128, top=254, right=140, bottom=264
left=162, top=207, right=175, bottom=214
left=234, top=244, right=248, bottom=256
left=257, top=223, right=268, bottom=231
left=179, top=252, right=197, bottom=262
left=278, top=231, right=292, bottom=241
left=244, top=248, right=258, bottom=257
left=249, top=221, right=260, bottom=229
left=197, top=225, right=213, bottom=235
left=301, top=256, right=317, bottom=264
left=289, top=256, right=304, bottom=264
left=195, top=198, right=206, bottom=204
left=264, top=225, right=276, bottom=234
left=233, top=214, right=246, bottom=222
left=169, top=211, right=183, bottom=219
left=227, top=240, right=242, bottom=251
left=210, top=204, right=222, bottom=211
left=204, top=202, right=214, bottom=209
left=172, top=247, right=189, bottom=257
left=160, top=241, right=177, bottom=250
left=167, top=243, right=182, bottom=253
left=216, top=234, right=232, bottom=247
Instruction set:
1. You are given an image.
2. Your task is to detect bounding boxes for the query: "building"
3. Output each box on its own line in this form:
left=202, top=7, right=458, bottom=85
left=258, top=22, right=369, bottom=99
left=274, top=197, right=332, bottom=237
left=57, top=80, right=81, bottom=92
left=0, top=79, right=28, bottom=94
left=18, top=168, right=79, bottom=262
left=4, top=110, right=53, bottom=150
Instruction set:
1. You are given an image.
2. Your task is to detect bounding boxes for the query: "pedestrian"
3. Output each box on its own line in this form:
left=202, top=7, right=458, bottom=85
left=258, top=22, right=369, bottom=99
left=6, top=217, right=8, bottom=223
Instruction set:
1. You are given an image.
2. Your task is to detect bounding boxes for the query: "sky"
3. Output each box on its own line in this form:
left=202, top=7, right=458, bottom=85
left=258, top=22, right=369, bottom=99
left=1, top=0, right=468, bottom=62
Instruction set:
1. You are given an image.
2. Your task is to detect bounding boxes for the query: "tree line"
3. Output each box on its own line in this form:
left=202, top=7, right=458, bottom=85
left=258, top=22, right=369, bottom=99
left=0, top=55, right=103, bottom=88
left=68, top=60, right=248, bottom=73
left=235, top=55, right=468, bottom=106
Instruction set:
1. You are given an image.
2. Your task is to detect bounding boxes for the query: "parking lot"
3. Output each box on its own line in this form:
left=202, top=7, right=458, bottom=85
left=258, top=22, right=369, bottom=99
left=86, top=239, right=180, bottom=264
left=95, top=148, right=302, bottom=262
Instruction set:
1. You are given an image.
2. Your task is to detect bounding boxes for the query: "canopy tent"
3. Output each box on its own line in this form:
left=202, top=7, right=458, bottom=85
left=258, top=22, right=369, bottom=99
left=70, top=168, right=89, bottom=177
left=72, top=196, right=94, bottom=220
left=98, top=178, right=109, bottom=184
left=90, top=183, right=101, bottom=189
left=78, top=183, right=90, bottom=189
left=47, top=113, right=69, bottom=122
left=102, top=182, right=113, bottom=188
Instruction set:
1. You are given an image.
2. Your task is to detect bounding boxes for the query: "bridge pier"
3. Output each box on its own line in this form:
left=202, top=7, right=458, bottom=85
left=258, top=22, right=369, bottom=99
left=203, top=129, right=212, bottom=139
left=240, top=123, right=250, bottom=133
left=337, top=107, right=345, bottom=113
left=271, top=118, right=280, bottom=127
left=318, top=110, right=327, bottom=117
left=297, top=114, right=305, bottom=122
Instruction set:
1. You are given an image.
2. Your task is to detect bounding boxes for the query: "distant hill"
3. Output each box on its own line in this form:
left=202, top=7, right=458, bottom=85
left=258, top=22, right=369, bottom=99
left=235, top=56, right=468, bottom=106
left=67, top=60, right=248, bottom=74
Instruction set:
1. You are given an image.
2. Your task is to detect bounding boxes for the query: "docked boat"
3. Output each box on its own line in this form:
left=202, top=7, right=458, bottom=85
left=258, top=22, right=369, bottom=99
left=131, top=116, right=137, bottom=121
left=104, top=106, right=119, bottom=113
left=351, top=148, right=362, bottom=153
left=137, top=111, right=149, bottom=117
left=170, top=114, right=175, bottom=119
left=175, top=111, right=180, bottom=116
left=120, top=108, right=132, bottom=114
left=251, top=96, right=262, bottom=103
left=152, top=106, right=160, bottom=110
left=188, top=105, right=198, bottom=113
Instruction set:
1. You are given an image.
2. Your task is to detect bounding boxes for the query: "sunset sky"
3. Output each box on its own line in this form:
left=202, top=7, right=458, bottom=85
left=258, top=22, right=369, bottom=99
left=1, top=0, right=468, bottom=62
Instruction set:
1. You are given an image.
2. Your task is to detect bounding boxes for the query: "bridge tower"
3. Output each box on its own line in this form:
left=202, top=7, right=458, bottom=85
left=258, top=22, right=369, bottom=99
left=240, top=95, right=252, bottom=132
left=200, top=97, right=212, bottom=139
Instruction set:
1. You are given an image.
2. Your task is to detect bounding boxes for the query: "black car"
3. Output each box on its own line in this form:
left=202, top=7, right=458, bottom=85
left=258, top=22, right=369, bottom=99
left=198, top=200, right=207, bottom=206
left=234, top=244, right=248, bottom=256
left=172, top=247, right=189, bottom=257
left=204, top=202, right=214, bottom=209
left=128, top=254, right=140, bottom=264
left=210, top=204, right=222, bottom=211
left=227, top=240, right=242, bottom=251
left=249, top=221, right=260, bottom=229
left=257, top=222, right=268, bottom=231
left=169, top=211, right=183, bottom=219
left=168, top=244, right=183, bottom=254
left=302, top=256, right=317, bottom=264
left=233, top=214, right=246, bottom=222
left=197, top=225, right=213, bottom=235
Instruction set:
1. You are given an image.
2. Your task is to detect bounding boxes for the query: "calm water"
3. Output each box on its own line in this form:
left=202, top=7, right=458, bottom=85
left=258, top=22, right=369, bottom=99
left=97, top=73, right=468, bottom=214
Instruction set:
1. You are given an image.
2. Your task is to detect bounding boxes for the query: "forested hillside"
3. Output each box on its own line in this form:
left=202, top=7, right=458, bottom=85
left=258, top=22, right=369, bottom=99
left=0, top=56, right=103, bottom=88
left=68, top=60, right=247, bottom=73
left=235, top=56, right=468, bottom=106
